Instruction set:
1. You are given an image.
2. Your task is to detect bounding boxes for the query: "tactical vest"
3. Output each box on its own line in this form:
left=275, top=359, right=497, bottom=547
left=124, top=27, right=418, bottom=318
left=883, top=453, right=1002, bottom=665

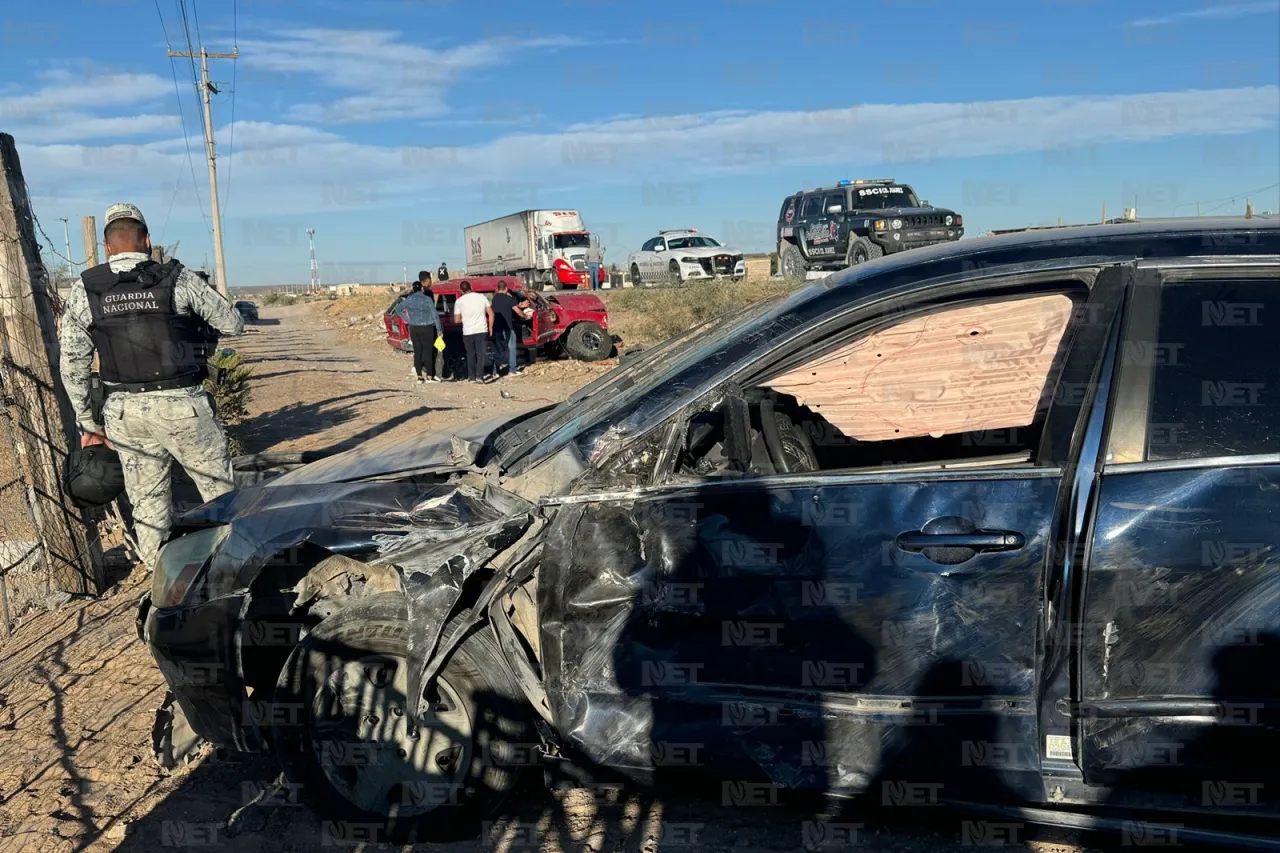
left=81, top=259, right=209, bottom=393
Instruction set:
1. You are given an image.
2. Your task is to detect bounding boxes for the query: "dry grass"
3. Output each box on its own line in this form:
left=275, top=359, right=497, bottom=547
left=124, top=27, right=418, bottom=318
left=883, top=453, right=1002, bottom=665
left=600, top=274, right=804, bottom=349
left=315, top=292, right=399, bottom=320
left=310, top=277, right=806, bottom=352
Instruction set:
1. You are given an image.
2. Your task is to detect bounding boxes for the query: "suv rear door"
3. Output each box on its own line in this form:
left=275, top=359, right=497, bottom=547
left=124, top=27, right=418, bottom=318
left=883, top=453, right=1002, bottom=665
left=1077, top=259, right=1280, bottom=812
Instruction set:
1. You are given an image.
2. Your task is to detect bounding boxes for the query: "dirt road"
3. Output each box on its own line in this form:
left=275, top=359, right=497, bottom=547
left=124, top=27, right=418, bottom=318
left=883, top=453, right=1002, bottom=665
left=0, top=305, right=1099, bottom=852
left=231, top=302, right=613, bottom=459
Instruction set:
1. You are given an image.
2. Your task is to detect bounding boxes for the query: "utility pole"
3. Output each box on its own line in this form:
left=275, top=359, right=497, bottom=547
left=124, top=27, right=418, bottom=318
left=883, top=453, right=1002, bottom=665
left=168, top=45, right=238, bottom=298
left=56, top=217, right=73, bottom=280
left=307, top=228, right=319, bottom=293
left=81, top=216, right=99, bottom=268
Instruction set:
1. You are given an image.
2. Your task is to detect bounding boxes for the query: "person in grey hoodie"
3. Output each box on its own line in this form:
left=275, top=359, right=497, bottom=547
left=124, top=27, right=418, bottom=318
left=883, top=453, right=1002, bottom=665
left=396, top=273, right=445, bottom=382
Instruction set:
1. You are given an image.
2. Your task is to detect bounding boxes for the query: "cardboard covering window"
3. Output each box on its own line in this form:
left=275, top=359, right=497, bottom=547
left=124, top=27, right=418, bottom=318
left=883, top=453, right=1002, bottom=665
left=765, top=293, right=1075, bottom=442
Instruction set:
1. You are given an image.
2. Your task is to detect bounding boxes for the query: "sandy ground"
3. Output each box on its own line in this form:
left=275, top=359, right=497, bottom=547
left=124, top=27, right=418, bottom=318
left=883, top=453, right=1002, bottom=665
left=232, top=302, right=614, bottom=458
left=0, top=304, right=1103, bottom=853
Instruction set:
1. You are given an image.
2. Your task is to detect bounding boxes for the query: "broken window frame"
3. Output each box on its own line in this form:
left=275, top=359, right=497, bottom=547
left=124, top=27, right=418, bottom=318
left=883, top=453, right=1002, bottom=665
left=633, top=269, right=1105, bottom=487
left=513, top=262, right=1119, bottom=491
left=757, top=290, right=1079, bottom=434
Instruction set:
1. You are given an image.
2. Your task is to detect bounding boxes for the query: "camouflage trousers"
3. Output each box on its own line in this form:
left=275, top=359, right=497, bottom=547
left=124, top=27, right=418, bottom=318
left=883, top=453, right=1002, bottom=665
left=101, top=386, right=234, bottom=568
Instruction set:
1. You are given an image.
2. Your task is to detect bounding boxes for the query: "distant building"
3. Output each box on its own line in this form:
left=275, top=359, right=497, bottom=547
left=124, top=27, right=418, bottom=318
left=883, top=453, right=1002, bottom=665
left=327, top=283, right=396, bottom=297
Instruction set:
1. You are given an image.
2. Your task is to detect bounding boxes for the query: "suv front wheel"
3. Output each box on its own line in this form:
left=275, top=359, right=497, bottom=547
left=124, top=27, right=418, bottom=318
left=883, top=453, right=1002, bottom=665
left=847, top=236, right=884, bottom=267
left=780, top=243, right=807, bottom=279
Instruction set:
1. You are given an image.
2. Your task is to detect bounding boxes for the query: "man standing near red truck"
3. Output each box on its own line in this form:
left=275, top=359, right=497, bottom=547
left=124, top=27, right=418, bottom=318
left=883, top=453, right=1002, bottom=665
left=453, top=280, right=493, bottom=383
left=489, top=280, right=531, bottom=377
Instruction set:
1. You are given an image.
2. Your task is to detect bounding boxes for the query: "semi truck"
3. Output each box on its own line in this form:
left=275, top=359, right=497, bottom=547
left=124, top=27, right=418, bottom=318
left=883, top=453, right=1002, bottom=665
left=464, top=210, right=595, bottom=290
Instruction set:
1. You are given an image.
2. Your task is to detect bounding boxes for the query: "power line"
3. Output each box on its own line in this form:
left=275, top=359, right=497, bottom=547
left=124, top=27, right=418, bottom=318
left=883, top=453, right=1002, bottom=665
left=155, top=0, right=211, bottom=237
left=224, top=0, right=238, bottom=214
left=191, top=0, right=204, bottom=48
left=1173, top=181, right=1280, bottom=211
left=176, top=1, right=203, bottom=97
left=167, top=35, right=238, bottom=297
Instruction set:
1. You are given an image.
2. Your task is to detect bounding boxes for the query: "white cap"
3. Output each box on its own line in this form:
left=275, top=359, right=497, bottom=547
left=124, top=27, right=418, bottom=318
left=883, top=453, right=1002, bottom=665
left=104, top=202, right=146, bottom=229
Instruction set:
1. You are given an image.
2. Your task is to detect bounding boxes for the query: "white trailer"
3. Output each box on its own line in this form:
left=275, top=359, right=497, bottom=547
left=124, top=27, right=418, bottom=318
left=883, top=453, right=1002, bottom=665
left=464, top=210, right=592, bottom=289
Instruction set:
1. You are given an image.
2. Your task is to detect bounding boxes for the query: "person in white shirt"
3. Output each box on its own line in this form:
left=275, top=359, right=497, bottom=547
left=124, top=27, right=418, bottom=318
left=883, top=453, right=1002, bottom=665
left=452, top=280, right=494, bottom=382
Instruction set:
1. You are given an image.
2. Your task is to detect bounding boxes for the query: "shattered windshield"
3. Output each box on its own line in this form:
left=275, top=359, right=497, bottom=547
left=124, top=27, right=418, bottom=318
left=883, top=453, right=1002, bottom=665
left=495, top=282, right=826, bottom=470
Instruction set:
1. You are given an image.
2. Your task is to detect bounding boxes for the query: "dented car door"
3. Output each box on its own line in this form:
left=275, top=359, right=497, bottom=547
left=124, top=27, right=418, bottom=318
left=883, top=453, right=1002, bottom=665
left=536, top=265, right=1129, bottom=797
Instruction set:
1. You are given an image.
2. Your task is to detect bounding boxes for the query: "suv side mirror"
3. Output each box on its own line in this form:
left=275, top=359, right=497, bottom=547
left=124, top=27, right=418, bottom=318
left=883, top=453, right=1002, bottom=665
left=921, top=200, right=930, bottom=206
left=655, top=243, right=666, bottom=252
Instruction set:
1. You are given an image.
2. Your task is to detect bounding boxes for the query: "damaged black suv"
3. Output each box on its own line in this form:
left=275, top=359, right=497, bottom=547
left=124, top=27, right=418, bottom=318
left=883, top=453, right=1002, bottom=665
left=777, top=179, right=963, bottom=278
left=140, top=217, right=1280, bottom=847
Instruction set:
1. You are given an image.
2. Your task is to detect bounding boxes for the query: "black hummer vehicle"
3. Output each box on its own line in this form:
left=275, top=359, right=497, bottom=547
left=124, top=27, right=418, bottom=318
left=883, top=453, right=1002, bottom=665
left=776, top=178, right=963, bottom=278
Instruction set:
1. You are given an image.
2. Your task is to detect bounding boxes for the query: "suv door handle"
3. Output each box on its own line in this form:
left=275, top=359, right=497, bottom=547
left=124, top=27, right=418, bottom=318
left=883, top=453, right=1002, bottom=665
left=896, top=531, right=1024, bottom=552
left=896, top=530, right=1026, bottom=567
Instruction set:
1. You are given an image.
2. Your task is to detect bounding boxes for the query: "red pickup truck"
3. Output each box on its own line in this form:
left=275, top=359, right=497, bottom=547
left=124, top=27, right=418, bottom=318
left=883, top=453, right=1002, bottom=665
left=383, top=277, right=612, bottom=366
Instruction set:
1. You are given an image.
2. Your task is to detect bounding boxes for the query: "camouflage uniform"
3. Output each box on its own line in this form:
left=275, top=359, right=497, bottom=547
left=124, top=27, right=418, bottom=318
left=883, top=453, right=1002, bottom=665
left=59, top=249, right=244, bottom=567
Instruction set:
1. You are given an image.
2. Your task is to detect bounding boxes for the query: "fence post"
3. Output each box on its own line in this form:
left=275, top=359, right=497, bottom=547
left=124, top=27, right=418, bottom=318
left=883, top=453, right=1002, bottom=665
left=0, top=133, right=100, bottom=597
left=82, top=215, right=99, bottom=268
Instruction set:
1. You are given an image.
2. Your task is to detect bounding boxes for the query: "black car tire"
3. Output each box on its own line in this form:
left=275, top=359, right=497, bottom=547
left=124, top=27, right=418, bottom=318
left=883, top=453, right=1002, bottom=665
left=780, top=242, right=807, bottom=279
left=848, top=236, right=884, bottom=266
left=631, top=264, right=644, bottom=288
left=667, top=260, right=683, bottom=286
left=273, top=594, right=532, bottom=844
left=563, top=321, right=611, bottom=361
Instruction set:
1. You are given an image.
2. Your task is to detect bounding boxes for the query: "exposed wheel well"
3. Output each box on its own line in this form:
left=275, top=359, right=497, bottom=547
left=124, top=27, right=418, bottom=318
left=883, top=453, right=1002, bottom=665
left=240, top=546, right=404, bottom=698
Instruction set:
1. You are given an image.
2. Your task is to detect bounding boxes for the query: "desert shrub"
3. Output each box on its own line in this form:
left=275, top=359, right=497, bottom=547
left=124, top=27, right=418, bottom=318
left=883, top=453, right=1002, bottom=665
left=204, top=349, right=252, bottom=456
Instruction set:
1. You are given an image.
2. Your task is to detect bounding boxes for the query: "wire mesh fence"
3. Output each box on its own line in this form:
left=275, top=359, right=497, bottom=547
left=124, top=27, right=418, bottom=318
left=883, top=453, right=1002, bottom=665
left=0, top=133, right=105, bottom=638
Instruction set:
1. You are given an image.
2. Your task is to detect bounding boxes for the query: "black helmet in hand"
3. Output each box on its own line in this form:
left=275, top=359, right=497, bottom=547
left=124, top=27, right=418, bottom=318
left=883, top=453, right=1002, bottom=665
left=64, top=445, right=126, bottom=507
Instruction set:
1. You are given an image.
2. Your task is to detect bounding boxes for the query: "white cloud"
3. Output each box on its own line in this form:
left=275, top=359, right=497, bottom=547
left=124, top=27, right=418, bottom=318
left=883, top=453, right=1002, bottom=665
left=1129, top=0, right=1279, bottom=27
left=13, top=115, right=181, bottom=145
left=236, top=29, right=581, bottom=124
left=16, top=86, right=1280, bottom=231
left=0, top=70, right=175, bottom=143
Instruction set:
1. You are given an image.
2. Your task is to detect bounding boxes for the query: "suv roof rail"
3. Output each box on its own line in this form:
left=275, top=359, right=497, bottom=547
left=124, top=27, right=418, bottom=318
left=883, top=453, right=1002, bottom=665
left=658, top=228, right=697, bottom=235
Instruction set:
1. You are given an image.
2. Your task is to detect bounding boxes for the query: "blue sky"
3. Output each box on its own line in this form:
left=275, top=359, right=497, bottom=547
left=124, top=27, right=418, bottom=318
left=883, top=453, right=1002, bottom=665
left=2, top=0, right=1278, bottom=286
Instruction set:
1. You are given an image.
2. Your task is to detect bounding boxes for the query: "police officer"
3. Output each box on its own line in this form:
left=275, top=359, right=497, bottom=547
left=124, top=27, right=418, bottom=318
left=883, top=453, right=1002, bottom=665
left=58, top=203, right=245, bottom=568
